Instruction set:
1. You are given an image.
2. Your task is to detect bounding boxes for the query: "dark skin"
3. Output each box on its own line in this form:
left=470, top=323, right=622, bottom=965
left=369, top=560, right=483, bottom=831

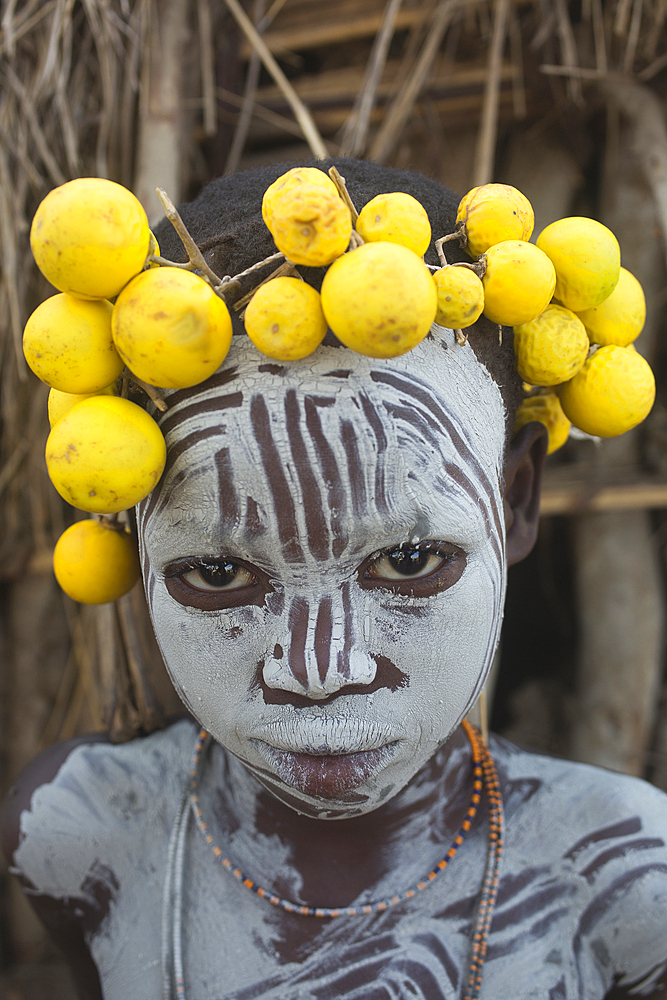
left=3, top=422, right=664, bottom=1000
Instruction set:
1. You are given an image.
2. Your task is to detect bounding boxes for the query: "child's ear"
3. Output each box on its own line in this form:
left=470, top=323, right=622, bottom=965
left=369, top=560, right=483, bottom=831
left=503, top=421, right=548, bottom=566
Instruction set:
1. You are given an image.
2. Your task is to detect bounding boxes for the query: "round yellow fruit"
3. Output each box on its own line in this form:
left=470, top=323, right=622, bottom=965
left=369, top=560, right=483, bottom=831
left=46, top=395, right=166, bottom=513
left=575, top=267, right=645, bottom=347
left=244, top=277, right=327, bottom=360
left=513, top=304, right=589, bottom=386
left=48, top=383, right=117, bottom=427
left=513, top=392, right=571, bottom=454
left=23, top=294, right=124, bottom=393
left=321, top=241, right=437, bottom=358
left=456, top=183, right=534, bottom=258
left=262, top=168, right=352, bottom=267
left=53, top=519, right=141, bottom=604
left=536, top=216, right=620, bottom=312
left=482, top=241, right=556, bottom=326
left=30, top=178, right=150, bottom=300
left=432, top=265, right=484, bottom=329
left=356, top=192, right=431, bottom=256
left=558, top=345, right=655, bottom=437
left=112, top=268, right=232, bottom=388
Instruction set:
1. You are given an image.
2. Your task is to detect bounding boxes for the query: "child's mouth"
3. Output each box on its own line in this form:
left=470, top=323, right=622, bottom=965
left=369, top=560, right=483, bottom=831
left=255, top=743, right=398, bottom=798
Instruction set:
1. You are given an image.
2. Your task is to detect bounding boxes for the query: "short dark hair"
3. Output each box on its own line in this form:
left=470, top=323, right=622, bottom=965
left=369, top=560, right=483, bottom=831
left=155, top=158, right=523, bottom=435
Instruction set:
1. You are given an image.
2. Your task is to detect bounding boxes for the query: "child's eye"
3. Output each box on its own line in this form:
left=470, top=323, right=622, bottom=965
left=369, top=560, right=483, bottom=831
left=180, top=561, right=255, bottom=592
left=366, top=547, right=445, bottom=580
left=360, top=543, right=466, bottom=597
left=164, top=558, right=266, bottom=610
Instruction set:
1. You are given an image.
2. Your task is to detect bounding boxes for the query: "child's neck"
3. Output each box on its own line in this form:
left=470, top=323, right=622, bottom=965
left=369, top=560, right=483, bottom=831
left=199, top=723, right=476, bottom=911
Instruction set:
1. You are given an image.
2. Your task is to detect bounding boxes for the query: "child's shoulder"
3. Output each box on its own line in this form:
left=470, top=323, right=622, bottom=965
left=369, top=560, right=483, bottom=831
left=491, top=733, right=667, bottom=900
left=491, top=732, right=667, bottom=836
left=1, top=717, right=198, bottom=880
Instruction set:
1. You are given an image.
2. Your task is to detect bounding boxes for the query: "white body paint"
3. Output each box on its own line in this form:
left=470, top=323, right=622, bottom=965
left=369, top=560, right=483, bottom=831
left=138, top=325, right=507, bottom=817
left=13, top=720, right=667, bottom=999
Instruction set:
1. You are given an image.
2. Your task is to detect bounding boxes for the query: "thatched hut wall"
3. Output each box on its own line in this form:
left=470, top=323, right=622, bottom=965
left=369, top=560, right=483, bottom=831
left=2, top=0, right=667, bottom=990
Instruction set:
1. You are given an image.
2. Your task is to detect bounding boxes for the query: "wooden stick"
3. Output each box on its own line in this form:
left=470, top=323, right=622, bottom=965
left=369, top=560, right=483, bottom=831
left=338, top=0, right=403, bottom=157
left=217, top=85, right=303, bottom=138
left=328, top=165, right=359, bottom=224
left=473, top=0, right=510, bottom=186
left=221, top=0, right=328, bottom=159
left=156, top=187, right=223, bottom=287
left=233, top=260, right=300, bottom=311
left=197, top=0, right=218, bottom=137
left=369, top=0, right=467, bottom=164
left=539, top=63, right=605, bottom=79
left=479, top=686, right=489, bottom=745
left=224, top=0, right=266, bottom=174
left=129, top=374, right=169, bottom=412
left=553, top=0, right=583, bottom=103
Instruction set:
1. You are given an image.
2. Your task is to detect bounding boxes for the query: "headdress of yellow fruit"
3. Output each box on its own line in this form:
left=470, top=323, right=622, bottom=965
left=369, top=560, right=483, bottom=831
left=46, top=395, right=166, bottom=513
left=54, top=520, right=140, bottom=604
left=30, top=177, right=151, bottom=300
left=356, top=192, right=431, bottom=257
left=244, top=277, right=327, bottom=360
left=514, top=393, right=571, bottom=454
left=321, top=241, right=437, bottom=358
left=457, top=184, right=534, bottom=258
left=48, top=383, right=117, bottom=427
left=112, top=268, right=232, bottom=389
left=575, top=267, right=645, bottom=348
left=432, top=266, right=484, bottom=329
left=23, top=294, right=124, bottom=394
left=558, top=345, right=655, bottom=437
left=536, top=217, right=620, bottom=312
left=513, top=304, right=589, bottom=386
left=262, top=167, right=352, bottom=267
left=482, top=241, right=556, bottom=327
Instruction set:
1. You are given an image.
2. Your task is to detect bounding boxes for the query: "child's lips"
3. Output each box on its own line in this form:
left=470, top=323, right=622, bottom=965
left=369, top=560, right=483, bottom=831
left=255, top=743, right=398, bottom=798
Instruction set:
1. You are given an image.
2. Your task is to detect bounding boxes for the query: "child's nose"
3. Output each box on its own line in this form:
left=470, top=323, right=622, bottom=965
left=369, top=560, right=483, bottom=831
left=262, top=587, right=376, bottom=699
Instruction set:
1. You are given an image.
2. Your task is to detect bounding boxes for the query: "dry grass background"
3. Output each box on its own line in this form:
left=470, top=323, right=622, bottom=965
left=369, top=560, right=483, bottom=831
left=2, top=0, right=667, bottom=988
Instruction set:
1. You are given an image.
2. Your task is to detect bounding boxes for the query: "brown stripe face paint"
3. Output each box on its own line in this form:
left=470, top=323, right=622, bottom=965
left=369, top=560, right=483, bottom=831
left=138, top=324, right=507, bottom=816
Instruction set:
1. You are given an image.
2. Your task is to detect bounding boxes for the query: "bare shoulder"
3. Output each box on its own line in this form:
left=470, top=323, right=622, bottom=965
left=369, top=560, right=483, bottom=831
left=489, top=735, right=667, bottom=997
left=490, top=734, right=667, bottom=846
left=1, top=719, right=197, bottom=1000
left=2, top=717, right=197, bottom=890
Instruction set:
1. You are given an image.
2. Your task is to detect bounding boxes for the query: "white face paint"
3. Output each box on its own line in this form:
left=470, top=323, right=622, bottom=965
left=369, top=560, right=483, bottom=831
left=138, top=325, right=507, bottom=818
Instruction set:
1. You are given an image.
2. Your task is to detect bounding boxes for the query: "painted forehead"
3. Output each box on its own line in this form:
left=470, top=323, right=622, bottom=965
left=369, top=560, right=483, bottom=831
left=138, top=325, right=507, bottom=560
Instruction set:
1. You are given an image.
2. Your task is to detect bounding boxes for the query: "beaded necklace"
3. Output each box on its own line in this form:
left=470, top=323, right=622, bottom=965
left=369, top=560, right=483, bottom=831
left=161, top=720, right=504, bottom=1000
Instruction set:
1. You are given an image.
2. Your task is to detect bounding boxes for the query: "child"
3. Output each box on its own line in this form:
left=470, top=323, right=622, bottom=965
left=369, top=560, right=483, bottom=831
left=3, top=160, right=666, bottom=1000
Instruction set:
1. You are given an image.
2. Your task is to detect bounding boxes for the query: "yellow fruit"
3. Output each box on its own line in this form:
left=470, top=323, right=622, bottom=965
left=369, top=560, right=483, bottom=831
left=513, top=393, right=571, bottom=454
left=558, top=345, right=655, bottom=437
left=536, top=217, right=620, bottom=312
left=456, top=184, right=534, bottom=258
left=513, top=304, right=589, bottom=386
left=356, top=192, right=431, bottom=256
left=23, top=294, right=124, bottom=393
left=482, top=241, right=556, bottom=326
left=48, top=383, right=118, bottom=427
left=321, top=241, right=437, bottom=358
left=575, top=267, right=645, bottom=347
left=46, top=395, right=166, bottom=513
left=53, top=519, right=140, bottom=604
left=30, top=178, right=150, bottom=300
left=244, top=277, right=327, bottom=360
left=112, top=268, right=232, bottom=388
left=432, top=266, right=484, bottom=329
left=262, top=168, right=352, bottom=267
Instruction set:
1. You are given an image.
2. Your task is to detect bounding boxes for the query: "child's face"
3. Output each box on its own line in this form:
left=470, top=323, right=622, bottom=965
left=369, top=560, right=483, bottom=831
left=138, top=326, right=507, bottom=818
